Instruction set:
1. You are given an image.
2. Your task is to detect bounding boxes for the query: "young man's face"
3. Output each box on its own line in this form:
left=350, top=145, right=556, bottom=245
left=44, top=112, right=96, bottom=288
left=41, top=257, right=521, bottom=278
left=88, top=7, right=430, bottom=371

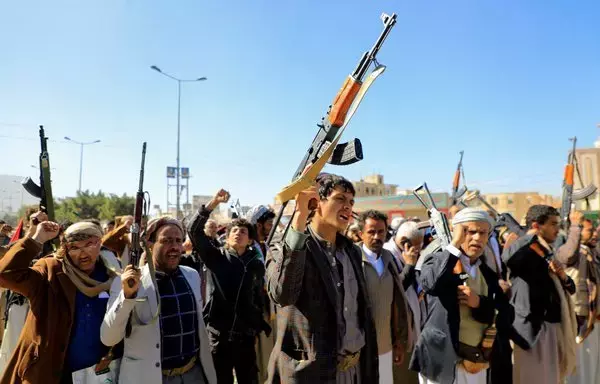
left=360, top=218, right=387, bottom=254
left=536, top=215, right=560, bottom=244
left=582, top=222, right=597, bottom=247
left=226, top=225, right=251, bottom=251
left=257, top=218, right=273, bottom=240
left=317, top=187, right=354, bottom=232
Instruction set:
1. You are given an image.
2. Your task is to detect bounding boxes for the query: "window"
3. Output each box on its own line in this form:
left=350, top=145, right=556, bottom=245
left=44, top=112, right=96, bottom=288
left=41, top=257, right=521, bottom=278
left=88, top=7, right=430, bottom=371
left=507, top=199, right=513, bottom=205
left=490, top=197, right=498, bottom=205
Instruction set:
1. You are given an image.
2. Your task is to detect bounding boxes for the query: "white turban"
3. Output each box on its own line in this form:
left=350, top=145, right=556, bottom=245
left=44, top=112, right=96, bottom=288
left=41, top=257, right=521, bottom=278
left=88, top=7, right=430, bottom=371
left=246, top=205, right=271, bottom=225
left=390, top=217, right=406, bottom=231
left=452, top=207, right=495, bottom=230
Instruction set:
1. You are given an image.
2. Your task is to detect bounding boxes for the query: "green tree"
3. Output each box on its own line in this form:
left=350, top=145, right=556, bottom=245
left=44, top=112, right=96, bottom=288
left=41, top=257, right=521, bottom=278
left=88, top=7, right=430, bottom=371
left=54, top=190, right=135, bottom=223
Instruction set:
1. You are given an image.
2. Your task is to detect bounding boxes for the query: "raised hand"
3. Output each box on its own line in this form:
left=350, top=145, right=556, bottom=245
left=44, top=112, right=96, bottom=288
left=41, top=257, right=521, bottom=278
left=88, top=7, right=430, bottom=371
left=121, top=265, right=142, bottom=299
left=31, top=221, right=60, bottom=244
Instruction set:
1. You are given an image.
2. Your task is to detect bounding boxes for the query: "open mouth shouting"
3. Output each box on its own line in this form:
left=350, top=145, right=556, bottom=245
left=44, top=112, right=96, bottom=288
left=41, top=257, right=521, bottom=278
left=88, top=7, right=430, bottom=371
left=338, top=212, right=350, bottom=224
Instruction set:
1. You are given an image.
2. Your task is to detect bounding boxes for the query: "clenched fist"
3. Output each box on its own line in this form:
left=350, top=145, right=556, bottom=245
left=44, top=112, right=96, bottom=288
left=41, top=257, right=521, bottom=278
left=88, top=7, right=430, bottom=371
left=31, top=221, right=60, bottom=244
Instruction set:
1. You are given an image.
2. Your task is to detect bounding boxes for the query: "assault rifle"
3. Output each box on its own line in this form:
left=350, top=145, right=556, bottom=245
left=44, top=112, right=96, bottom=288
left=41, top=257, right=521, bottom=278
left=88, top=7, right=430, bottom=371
left=414, top=183, right=452, bottom=248
left=22, top=126, right=55, bottom=223
left=266, top=12, right=397, bottom=245
left=560, top=137, right=597, bottom=228
left=459, top=188, right=526, bottom=237
left=126, top=142, right=147, bottom=287
left=450, top=151, right=466, bottom=206
left=413, top=183, right=455, bottom=272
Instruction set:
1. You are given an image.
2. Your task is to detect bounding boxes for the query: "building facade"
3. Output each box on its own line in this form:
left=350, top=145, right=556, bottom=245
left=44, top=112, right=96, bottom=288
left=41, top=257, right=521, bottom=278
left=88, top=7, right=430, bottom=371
left=574, top=140, right=600, bottom=211
left=353, top=192, right=451, bottom=222
left=353, top=174, right=397, bottom=198
left=472, top=192, right=560, bottom=224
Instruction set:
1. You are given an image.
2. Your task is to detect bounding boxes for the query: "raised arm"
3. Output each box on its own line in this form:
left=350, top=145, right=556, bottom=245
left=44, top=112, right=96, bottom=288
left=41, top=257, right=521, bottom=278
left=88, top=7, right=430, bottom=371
left=266, top=186, right=316, bottom=307
left=0, top=216, right=57, bottom=300
left=187, top=189, right=229, bottom=271
left=555, top=212, right=583, bottom=266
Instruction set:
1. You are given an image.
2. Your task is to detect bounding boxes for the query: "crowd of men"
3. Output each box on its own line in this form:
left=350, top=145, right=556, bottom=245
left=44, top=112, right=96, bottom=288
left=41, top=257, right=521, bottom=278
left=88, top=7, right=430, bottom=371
left=0, top=172, right=597, bottom=384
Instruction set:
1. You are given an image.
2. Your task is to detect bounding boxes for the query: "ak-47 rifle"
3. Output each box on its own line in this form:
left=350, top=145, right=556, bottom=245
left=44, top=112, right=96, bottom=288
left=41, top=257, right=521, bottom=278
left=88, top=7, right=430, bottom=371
left=266, top=12, right=397, bottom=245
left=413, top=183, right=461, bottom=275
left=451, top=151, right=466, bottom=206
left=126, top=142, right=147, bottom=287
left=22, top=126, right=55, bottom=224
left=560, top=137, right=597, bottom=228
left=414, top=183, right=452, bottom=249
left=459, top=188, right=526, bottom=237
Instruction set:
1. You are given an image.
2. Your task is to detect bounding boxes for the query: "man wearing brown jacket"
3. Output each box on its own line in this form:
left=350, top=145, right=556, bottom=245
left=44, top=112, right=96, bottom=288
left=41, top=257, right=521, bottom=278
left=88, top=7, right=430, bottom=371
left=0, top=213, right=121, bottom=384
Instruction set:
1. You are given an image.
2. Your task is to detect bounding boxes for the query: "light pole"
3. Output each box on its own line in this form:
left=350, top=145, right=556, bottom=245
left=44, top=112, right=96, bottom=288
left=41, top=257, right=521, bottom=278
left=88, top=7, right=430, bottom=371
left=64, top=137, right=101, bottom=194
left=150, top=65, right=207, bottom=219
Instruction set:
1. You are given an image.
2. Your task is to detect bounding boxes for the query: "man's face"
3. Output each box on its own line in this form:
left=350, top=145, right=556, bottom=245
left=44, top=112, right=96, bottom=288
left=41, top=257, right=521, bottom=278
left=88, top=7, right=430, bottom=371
left=360, top=218, right=387, bottom=254
left=536, top=215, right=560, bottom=244
left=257, top=218, right=273, bottom=240
left=460, top=222, right=491, bottom=260
left=317, top=188, right=354, bottom=232
left=152, top=225, right=184, bottom=273
left=67, top=236, right=101, bottom=274
left=204, top=220, right=218, bottom=238
left=582, top=222, right=596, bottom=247
left=226, top=225, right=251, bottom=251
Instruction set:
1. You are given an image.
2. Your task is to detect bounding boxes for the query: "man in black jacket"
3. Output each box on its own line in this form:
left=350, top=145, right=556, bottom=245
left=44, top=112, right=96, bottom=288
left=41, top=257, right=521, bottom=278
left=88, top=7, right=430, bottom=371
left=187, top=189, right=270, bottom=384
left=411, top=208, right=512, bottom=384
left=503, top=205, right=577, bottom=384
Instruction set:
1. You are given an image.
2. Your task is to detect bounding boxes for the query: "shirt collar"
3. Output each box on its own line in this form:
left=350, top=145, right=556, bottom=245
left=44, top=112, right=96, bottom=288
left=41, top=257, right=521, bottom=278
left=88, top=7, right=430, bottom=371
left=362, top=243, right=379, bottom=260
left=460, top=253, right=481, bottom=278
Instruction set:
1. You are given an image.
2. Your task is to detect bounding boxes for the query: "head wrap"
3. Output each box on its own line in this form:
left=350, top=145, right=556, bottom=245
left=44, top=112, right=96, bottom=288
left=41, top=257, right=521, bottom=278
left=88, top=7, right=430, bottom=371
left=64, top=222, right=103, bottom=243
left=55, top=222, right=121, bottom=298
left=245, top=205, right=271, bottom=225
left=143, top=216, right=184, bottom=242
left=452, top=207, right=495, bottom=230
left=390, top=217, right=407, bottom=232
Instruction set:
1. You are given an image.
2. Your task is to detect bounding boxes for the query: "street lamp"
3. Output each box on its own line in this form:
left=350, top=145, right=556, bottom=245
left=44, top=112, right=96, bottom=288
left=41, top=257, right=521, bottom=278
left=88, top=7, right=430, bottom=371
left=64, top=137, right=101, bottom=194
left=150, top=65, right=207, bottom=219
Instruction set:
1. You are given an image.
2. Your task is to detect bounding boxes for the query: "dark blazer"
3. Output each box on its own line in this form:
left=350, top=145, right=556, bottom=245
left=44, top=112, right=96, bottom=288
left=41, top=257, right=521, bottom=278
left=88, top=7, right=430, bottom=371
left=410, top=249, right=511, bottom=384
left=502, top=234, right=575, bottom=350
left=265, top=230, right=378, bottom=383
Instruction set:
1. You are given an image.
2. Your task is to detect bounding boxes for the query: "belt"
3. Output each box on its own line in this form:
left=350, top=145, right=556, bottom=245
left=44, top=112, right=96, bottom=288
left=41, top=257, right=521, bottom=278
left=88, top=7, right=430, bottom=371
left=457, top=342, right=489, bottom=374
left=337, top=350, right=360, bottom=372
left=162, top=356, right=197, bottom=377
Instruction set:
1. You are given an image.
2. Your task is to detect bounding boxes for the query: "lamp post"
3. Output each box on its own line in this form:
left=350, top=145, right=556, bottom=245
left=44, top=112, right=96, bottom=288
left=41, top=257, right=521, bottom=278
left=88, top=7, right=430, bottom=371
left=64, top=137, right=101, bottom=194
left=150, top=65, right=206, bottom=219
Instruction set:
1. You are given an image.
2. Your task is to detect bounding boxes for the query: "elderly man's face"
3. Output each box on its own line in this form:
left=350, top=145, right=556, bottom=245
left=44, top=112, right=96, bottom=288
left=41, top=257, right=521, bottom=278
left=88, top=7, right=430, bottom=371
left=67, top=236, right=102, bottom=274
left=205, top=220, right=218, bottom=238
left=460, top=222, right=490, bottom=260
